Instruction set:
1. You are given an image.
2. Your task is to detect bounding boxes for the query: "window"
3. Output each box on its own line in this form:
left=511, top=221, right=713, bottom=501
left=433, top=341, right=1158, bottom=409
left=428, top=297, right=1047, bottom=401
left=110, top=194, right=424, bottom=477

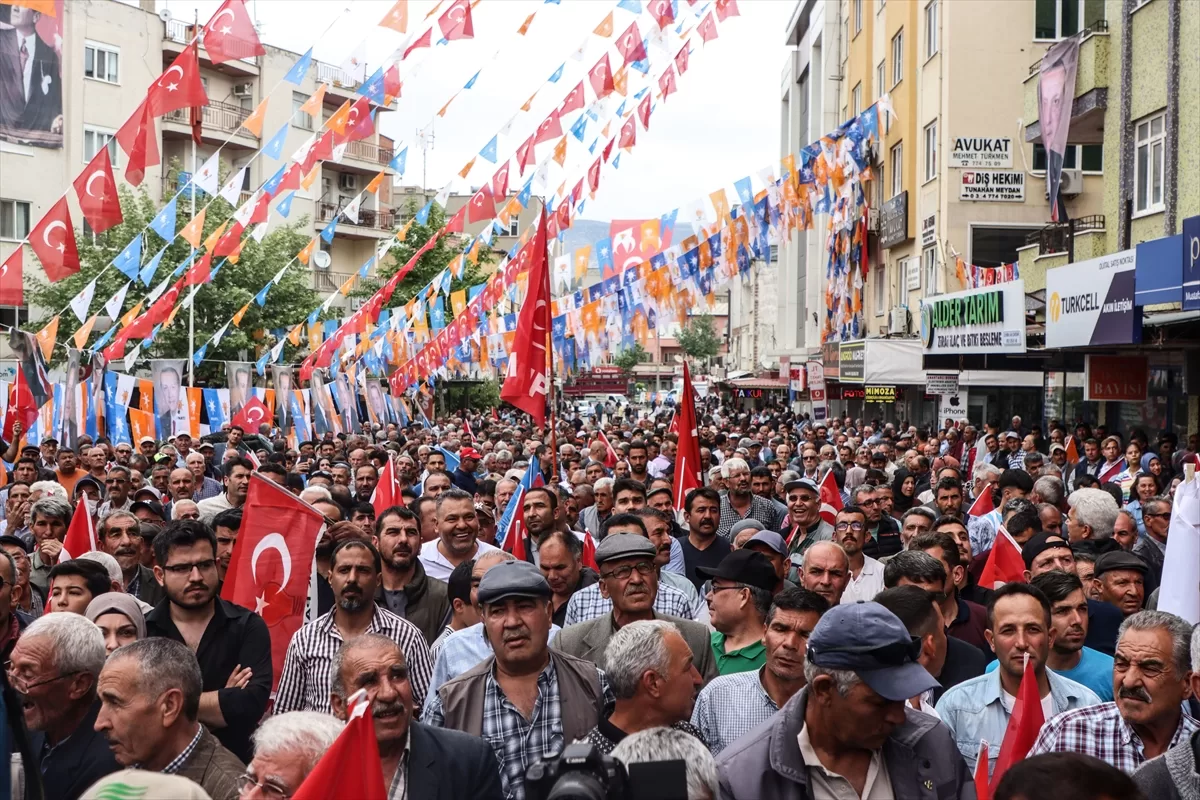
left=852, top=83, right=862, bottom=117
left=924, top=1, right=939, bottom=59
left=84, top=42, right=119, bottom=84
left=923, top=247, right=938, bottom=293
left=873, top=259, right=886, bottom=315
left=0, top=199, right=31, bottom=240
left=0, top=308, right=29, bottom=327
left=1033, top=143, right=1103, bottom=173
left=1134, top=112, right=1165, bottom=214
left=507, top=218, right=519, bottom=237
left=83, top=126, right=118, bottom=166
left=1035, top=0, right=1106, bottom=40
left=923, top=121, right=938, bottom=182
left=854, top=0, right=863, bottom=34
left=876, top=62, right=889, bottom=133
left=292, top=91, right=313, bottom=131
left=891, top=30, right=904, bottom=86
left=890, top=142, right=903, bottom=198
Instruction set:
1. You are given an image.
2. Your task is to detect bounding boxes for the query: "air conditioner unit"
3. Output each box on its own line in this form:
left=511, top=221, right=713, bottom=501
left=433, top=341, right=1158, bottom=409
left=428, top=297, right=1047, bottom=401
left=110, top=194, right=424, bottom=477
left=338, top=173, right=357, bottom=192
left=1059, top=169, right=1084, bottom=196
left=232, top=83, right=254, bottom=97
left=888, top=306, right=909, bottom=335
left=312, top=250, right=331, bottom=270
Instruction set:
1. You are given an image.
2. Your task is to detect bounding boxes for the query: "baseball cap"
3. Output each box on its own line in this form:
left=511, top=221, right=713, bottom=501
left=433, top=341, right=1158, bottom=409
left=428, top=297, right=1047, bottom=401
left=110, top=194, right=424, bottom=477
left=460, top=447, right=482, bottom=460
left=1004, top=431, right=1020, bottom=440
left=696, top=549, right=778, bottom=592
left=1021, top=532, right=1072, bottom=569
left=476, top=560, right=552, bottom=605
left=198, top=442, right=215, bottom=451
left=1093, top=550, right=1148, bottom=578
left=746, top=530, right=788, bottom=558
left=783, top=477, right=820, bottom=495
left=805, top=602, right=938, bottom=702
left=129, top=500, right=166, bottom=520
left=133, top=486, right=162, bottom=501
left=82, top=770, right=212, bottom=800
left=139, top=436, right=156, bottom=445
left=41, top=437, right=58, bottom=446
left=0, top=534, right=30, bottom=553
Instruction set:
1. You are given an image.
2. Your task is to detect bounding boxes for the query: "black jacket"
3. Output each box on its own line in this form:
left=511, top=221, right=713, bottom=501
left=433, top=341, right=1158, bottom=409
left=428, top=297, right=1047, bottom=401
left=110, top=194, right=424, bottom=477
left=862, top=515, right=903, bottom=559
left=131, top=563, right=166, bottom=607
left=408, top=721, right=504, bottom=800
left=28, top=698, right=120, bottom=800
left=932, top=637, right=988, bottom=704
left=375, top=559, right=451, bottom=646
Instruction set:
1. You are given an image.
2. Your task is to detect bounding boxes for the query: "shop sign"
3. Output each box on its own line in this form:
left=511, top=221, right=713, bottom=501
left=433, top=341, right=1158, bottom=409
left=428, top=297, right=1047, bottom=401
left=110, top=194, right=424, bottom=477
left=959, top=170, right=1025, bottom=202
left=938, top=391, right=969, bottom=426
left=905, top=257, right=921, bottom=291
left=921, top=214, right=937, bottom=249
left=1135, top=232, right=1184, bottom=306
left=789, top=366, right=806, bottom=392
left=821, top=342, right=840, bottom=380
left=735, top=388, right=765, bottom=399
left=1045, top=249, right=1140, bottom=348
left=879, top=191, right=909, bottom=249
left=926, top=373, right=959, bottom=395
left=1184, top=215, right=1200, bottom=311
left=920, top=280, right=1027, bottom=354
left=840, top=388, right=865, bottom=400
left=865, top=385, right=897, bottom=403
left=838, top=341, right=866, bottom=384
left=807, top=361, right=827, bottom=420
left=949, top=137, right=1013, bottom=169
left=1084, top=354, right=1148, bottom=402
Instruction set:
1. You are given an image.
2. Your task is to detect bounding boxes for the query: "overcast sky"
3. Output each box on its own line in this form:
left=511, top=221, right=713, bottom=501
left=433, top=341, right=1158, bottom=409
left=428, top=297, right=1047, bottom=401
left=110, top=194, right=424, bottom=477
left=149, top=0, right=794, bottom=221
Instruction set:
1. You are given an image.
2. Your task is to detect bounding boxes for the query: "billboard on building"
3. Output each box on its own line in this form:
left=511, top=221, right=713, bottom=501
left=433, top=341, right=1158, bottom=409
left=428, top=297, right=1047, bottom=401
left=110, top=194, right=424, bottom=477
left=1045, top=249, right=1140, bottom=348
left=919, top=280, right=1027, bottom=355
left=0, top=0, right=65, bottom=148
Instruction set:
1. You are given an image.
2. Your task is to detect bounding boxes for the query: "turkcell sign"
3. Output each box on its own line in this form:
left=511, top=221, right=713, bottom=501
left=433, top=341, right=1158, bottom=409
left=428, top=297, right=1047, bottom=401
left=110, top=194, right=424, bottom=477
left=920, top=280, right=1027, bottom=354
left=1045, top=249, right=1141, bottom=348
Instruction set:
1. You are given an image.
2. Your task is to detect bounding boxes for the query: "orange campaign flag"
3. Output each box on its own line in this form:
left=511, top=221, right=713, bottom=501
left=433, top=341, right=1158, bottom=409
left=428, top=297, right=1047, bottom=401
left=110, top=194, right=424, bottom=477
left=186, top=387, right=202, bottom=438
left=119, top=302, right=143, bottom=329
left=301, top=164, right=320, bottom=191
left=710, top=189, right=732, bottom=225
left=299, top=84, right=327, bottom=118
left=552, top=136, right=568, bottom=166
left=298, top=238, right=317, bottom=265
left=458, top=157, right=476, bottom=179
left=180, top=209, right=206, bottom=249
left=379, top=0, right=408, bottom=33
left=594, top=12, right=614, bottom=36
left=613, top=65, right=629, bottom=96
left=35, top=317, right=58, bottom=361
left=241, top=97, right=268, bottom=136
left=204, top=221, right=228, bottom=253
left=73, top=316, right=97, bottom=350
left=232, top=302, right=251, bottom=327
left=517, top=12, right=535, bottom=35
left=137, top=380, right=154, bottom=416
left=327, top=99, right=353, bottom=134
left=520, top=91, right=538, bottom=112
left=365, top=172, right=385, bottom=194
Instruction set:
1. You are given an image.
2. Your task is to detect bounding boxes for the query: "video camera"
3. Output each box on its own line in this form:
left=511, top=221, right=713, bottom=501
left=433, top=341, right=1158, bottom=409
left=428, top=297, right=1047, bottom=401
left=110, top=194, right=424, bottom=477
left=525, top=742, right=689, bottom=800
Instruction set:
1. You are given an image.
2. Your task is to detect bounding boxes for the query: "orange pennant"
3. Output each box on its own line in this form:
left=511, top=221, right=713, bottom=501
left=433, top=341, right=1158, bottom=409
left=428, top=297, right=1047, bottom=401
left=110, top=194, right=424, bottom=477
left=613, top=66, right=628, bottom=96
left=299, top=84, right=327, bottom=118
left=517, top=12, right=535, bottom=35
left=204, top=220, right=228, bottom=253
left=327, top=100, right=353, bottom=134
left=232, top=303, right=251, bottom=327
left=226, top=238, right=245, bottom=264
left=73, top=315, right=97, bottom=350
left=397, top=220, right=413, bottom=241
left=552, top=137, right=568, bottom=166
left=241, top=98, right=268, bottom=137
left=521, top=91, right=538, bottom=112
left=179, top=209, right=206, bottom=249
left=379, top=0, right=408, bottom=32
left=120, top=302, right=143, bottom=329
left=298, top=238, right=317, bottom=265
left=288, top=325, right=303, bottom=346
left=458, top=157, right=476, bottom=179
left=424, top=0, right=445, bottom=19
left=35, top=317, right=58, bottom=361
left=301, top=164, right=320, bottom=191
left=594, top=12, right=613, bottom=36
left=365, top=172, right=385, bottom=194
left=437, top=93, right=457, bottom=118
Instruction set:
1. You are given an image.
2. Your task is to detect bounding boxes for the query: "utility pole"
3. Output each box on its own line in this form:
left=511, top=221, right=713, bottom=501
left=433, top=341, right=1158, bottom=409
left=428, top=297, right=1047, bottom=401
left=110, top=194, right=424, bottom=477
left=187, top=9, right=198, bottom=387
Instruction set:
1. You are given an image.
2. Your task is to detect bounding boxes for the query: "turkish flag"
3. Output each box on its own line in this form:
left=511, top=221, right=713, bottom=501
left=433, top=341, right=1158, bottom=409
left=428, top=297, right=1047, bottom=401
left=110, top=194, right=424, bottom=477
left=148, top=44, right=209, bottom=117
left=589, top=53, right=615, bottom=99
left=292, top=692, right=386, bottom=800
left=185, top=252, right=213, bottom=286
left=202, top=0, right=266, bottom=64
left=73, top=147, right=123, bottom=234
left=1064, top=435, right=1079, bottom=464
left=587, top=158, right=602, bottom=193
left=991, top=655, right=1045, bottom=787
left=978, top=527, right=1027, bottom=590
left=370, top=456, right=405, bottom=516
left=60, top=498, right=98, bottom=562
left=582, top=532, right=599, bottom=572
left=467, top=185, right=496, bottom=223
left=214, top=222, right=246, bottom=257
left=975, top=742, right=992, bottom=800
left=534, top=110, right=563, bottom=145
left=818, top=468, right=843, bottom=525
left=221, top=474, right=325, bottom=690
left=658, top=66, right=677, bottom=100
left=597, top=429, right=619, bottom=469
left=675, top=44, right=690, bottom=75
left=0, top=249, right=23, bottom=307
left=649, top=0, right=675, bottom=28
left=30, top=197, right=81, bottom=283
left=715, top=0, right=740, bottom=20
left=122, top=100, right=159, bottom=188
left=967, top=486, right=996, bottom=518
left=491, top=161, right=511, bottom=199
left=559, top=81, right=586, bottom=115
left=499, top=208, right=550, bottom=426
left=619, top=117, right=636, bottom=149
left=671, top=363, right=703, bottom=512
left=698, top=12, right=719, bottom=42
left=638, top=95, right=652, bottom=129
left=3, top=368, right=38, bottom=442
left=616, top=22, right=648, bottom=64
left=437, top=0, right=474, bottom=41
left=344, top=98, right=375, bottom=143
left=515, top=134, right=536, bottom=174
left=232, top=394, right=271, bottom=432
left=603, top=137, right=615, bottom=163
left=402, top=28, right=432, bottom=59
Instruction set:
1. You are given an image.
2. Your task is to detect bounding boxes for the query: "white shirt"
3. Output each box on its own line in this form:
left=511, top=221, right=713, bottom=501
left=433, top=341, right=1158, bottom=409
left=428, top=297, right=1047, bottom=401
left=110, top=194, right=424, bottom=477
left=840, top=555, right=886, bottom=604
left=418, top=537, right=499, bottom=581
left=16, top=30, right=36, bottom=102
left=797, top=722, right=894, bottom=799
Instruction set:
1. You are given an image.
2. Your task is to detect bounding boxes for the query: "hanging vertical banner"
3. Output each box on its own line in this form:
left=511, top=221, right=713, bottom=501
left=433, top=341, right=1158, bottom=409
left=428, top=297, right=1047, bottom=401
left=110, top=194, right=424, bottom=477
left=0, top=0, right=65, bottom=148
left=334, top=373, right=361, bottom=434
left=806, top=361, right=827, bottom=422
left=272, top=364, right=293, bottom=432
left=226, top=361, right=254, bottom=418
left=9, top=329, right=51, bottom=411
left=1037, top=36, right=1079, bottom=222
left=363, top=379, right=389, bottom=427
left=59, top=348, right=82, bottom=449
left=151, top=359, right=187, bottom=439
left=309, top=370, right=336, bottom=436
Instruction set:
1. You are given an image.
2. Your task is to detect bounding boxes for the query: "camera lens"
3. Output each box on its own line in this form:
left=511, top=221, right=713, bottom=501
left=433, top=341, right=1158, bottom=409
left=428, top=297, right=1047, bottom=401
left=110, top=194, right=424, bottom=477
left=547, top=772, right=608, bottom=800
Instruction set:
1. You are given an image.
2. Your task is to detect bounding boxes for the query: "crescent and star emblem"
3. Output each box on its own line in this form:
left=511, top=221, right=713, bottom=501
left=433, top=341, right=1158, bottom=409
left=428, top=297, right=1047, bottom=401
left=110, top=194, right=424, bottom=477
left=211, top=7, right=236, bottom=35
left=251, top=532, right=292, bottom=588
left=43, top=220, right=67, bottom=253
left=448, top=2, right=466, bottom=23
left=85, top=170, right=108, bottom=198
left=160, top=64, right=184, bottom=92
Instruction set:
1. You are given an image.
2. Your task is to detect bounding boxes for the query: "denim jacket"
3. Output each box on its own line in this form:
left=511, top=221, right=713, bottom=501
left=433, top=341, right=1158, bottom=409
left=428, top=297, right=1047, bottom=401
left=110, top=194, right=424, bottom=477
left=934, top=667, right=1102, bottom=777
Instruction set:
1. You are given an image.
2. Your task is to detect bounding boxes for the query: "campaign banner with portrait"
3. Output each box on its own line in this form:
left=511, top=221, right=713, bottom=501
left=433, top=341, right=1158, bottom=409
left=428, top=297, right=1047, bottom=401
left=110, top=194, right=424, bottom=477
left=272, top=365, right=293, bottom=432
left=0, top=0, right=65, bottom=148
left=8, top=327, right=51, bottom=411
left=308, top=369, right=336, bottom=436
left=333, top=372, right=360, bottom=434
left=57, top=347, right=82, bottom=448
left=363, top=378, right=389, bottom=427
left=151, top=359, right=187, bottom=439
left=226, top=361, right=254, bottom=418
left=1038, top=36, right=1079, bottom=222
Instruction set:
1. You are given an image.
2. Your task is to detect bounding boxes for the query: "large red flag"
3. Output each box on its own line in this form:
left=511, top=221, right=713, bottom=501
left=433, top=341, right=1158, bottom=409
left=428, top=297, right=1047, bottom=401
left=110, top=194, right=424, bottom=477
left=588, top=53, right=615, bottom=98
left=978, top=527, right=1027, bottom=589
left=616, top=21, right=648, bottom=64
left=968, top=486, right=996, bottom=518
left=60, top=499, right=98, bottom=561
left=73, top=146, right=123, bottom=234
left=3, top=369, right=38, bottom=443
left=437, top=0, right=474, bottom=41
left=466, top=185, right=496, bottom=223
left=0, top=249, right=23, bottom=307
left=559, top=81, right=586, bottom=115
left=596, top=429, right=619, bottom=469
left=29, top=197, right=81, bottom=282
left=148, top=44, right=209, bottom=116
left=123, top=100, right=158, bottom=188
left=202, top=0, right=266, bottom=64
left=818, top=468, right=843, bottom=525
left=292, top=691, right=386, bottom=800
left=231, top=394, right=271, bottom=432
left=370, top=456, right=405, bottom=515
left=221, top=474, right=325, bottom=690
left=499, top=208, right=551, bottom=426
left=671, top=362, right=702, bottom=512
left=534, top=110, right=563, bottom=145
left=974, top=741, right=991, bottom=800
left=991, top=655, right=1045, bottom=786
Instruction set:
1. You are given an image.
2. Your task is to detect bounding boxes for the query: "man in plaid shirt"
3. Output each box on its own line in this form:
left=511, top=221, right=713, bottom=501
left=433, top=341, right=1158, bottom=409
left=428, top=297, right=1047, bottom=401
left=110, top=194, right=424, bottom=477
left=1030, top=610, right=1198, bottom=773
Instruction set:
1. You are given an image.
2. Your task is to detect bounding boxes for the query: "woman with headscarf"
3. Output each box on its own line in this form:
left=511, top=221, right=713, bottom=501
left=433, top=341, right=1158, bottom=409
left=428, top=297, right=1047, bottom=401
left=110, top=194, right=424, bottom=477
left=85, top=593, right=146, bottom=656
left=890, top=468, right=917, bottom=514
left=1138, top=452, right=1166, bottom=493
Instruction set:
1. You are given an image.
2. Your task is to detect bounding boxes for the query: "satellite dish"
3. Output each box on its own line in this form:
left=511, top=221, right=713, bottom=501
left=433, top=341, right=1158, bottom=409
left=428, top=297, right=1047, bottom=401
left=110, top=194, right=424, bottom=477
left=158, top=8, right=173, bottom=22
left=312, top=250, right=332, bottom=270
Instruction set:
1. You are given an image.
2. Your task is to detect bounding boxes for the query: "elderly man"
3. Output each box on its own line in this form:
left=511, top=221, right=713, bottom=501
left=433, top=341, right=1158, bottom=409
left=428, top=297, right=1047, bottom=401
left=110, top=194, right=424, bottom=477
left=12, top=614, right=119, bottom=800
left=1131, top=625, right=1200, bottom=798
left=692, top=587, right=829, bottom=754
left=330, top=634, right=504, bottom=800
left=716, top=601, right=969, bottom=798
left=376, top=505, right=449, bottom=645
left=99, top=510, right=164, bottom=606
left=1113, top=509, right=1140, bottom=551
left=782, top=478, right=833, bottom=562
left=553, top=534, right=715, bottom=681
left=423, top=561, right=613, bottom=800
left=96, top=638, right=245, bottom=799
left=700, top=549, right=777, bottom=675
left=418, top=489, right=499, bottom=581
left=833, top=505, right=885, bottom=604
left=936, top=583, right=1102, bottom=776
left=1131, top=496, right=1169, bottom=594
left=29, top=496, right=71, bottom=596
left=186, top=452, right=223, bottom=501
left=97, top=466, right=133, bottom=519
left=717, top=458, right=785, bottom=539
left=1092, top=550, right=1148, bottom=617
left=1033, top=610, right=1198, bottom=773
left=579, top=477, right=613, bottom=537
left=579, top=620, right=705, bottom=752
left=1065, top=486, right=1120, bottom=543
left=237, top=711, right=344, bottom=799
left=797, top=540, right=850, bottom=606
left=537, top=528, right=597, bottom=627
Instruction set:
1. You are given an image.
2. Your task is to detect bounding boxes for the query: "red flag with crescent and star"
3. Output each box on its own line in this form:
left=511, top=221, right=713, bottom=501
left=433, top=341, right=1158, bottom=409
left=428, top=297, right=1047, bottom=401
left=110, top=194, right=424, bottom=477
left=60, top=498, right=99, bottom=562
left=30, top=197, right=81, bottom=282
left=437, top=0, right=474, bottom=41
left=672, top=362, right=702, bottom=512
left=221, top=474, right=325, bottom=690
left=818, top=467, right=843, bottom=525
left=499, top=206, right=550, bottom=426
left=73, top=146, right=123, bottom=234
left=291, top=690, right=386, bottom=800
left=0, top=249, right=24, bottom=308
left=148, top=43, right=209, bottom=117
left=371, top=456, right=405, bottom=516
left=202, top=0, right=266, bottom=65
left=231, top=394, right=271, bottom=432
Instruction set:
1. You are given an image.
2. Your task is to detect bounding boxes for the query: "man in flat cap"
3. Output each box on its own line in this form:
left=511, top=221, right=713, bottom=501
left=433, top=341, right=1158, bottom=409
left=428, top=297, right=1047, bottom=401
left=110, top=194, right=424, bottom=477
left=1091, top=550, right=1147, bottom=618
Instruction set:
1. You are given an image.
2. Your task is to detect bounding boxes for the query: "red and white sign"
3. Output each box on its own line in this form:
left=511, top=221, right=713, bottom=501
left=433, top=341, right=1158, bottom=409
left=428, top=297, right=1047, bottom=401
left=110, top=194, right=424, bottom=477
left=806, top=361, right=826, bottom=420
left=1084, top=354, right=1148, bottom=401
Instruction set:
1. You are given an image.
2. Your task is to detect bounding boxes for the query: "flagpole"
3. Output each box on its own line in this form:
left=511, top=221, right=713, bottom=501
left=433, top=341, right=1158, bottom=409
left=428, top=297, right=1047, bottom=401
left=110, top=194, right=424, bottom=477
left=187, top=9, right=198, bottom=389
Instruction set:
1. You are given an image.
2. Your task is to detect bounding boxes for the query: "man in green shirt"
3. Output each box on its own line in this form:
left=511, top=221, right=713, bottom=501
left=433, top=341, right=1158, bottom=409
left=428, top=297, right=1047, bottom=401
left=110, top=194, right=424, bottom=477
left=699, top=549, right=776, bottom=675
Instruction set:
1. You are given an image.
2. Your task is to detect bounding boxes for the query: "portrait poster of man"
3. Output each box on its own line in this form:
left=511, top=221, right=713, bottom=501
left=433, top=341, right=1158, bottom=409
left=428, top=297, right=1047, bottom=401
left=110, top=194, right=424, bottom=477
left=58, top=347, right=82, bottom=448
left=151, top=359, right=187, bottom=440
left=308, top=370, right=335, bottom=436
left=363, top=378, right=388, bottom=427
left=88, top=351, right=107, bottom=438
left=8, top=328, right=50, bottom=411
left=1038, top=35, right=1080, bottom=223
left=334, top=372, right=360, bottom=434
left=226, top=361, right=253, bottom=418
left=0, top=1, right=64, bottom=148
left=272, top=365, right=293, bottom=432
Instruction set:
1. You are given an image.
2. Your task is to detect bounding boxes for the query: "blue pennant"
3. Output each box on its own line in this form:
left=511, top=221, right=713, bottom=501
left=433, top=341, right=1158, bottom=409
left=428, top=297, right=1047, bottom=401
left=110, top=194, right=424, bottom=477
left=140, top=246, right=165, bottom=286
left=320, top=219, right=337, bottom=243
left=276, top=192, right=295, bottom=219
left=262, top=124, right=289, bottom=160
left=617, top=0, right=641, bottom=12
left=255, top=284, right=270, bottom=306
left=414, top=201, right=431, bottom=225
left=548, top=63, right=564, bottom=83
left=463, top=70, right=481, bottom=89
left=114, top=235, right=143, bottom=281
left=263, top=165, right=286, bottom=196
left=255, top=352, right=269, bottom=376
left=570, top=115, right=588, bottom=143
left=390, top=146, right=408, bottom=175
left=358, top=257, right=373, bottom=277
left=192, top=344, right=208, bottom=367
left=734, top=176, right=754, bottom=207
left=150, top=197, right=177, bottom=242
left=359, top=67, right=385, bottom=104
left=284, top=49, right=312, bottom=86
left=478, top=135, right=498, bottom=163
left=612, top=153, right=621, bottom=169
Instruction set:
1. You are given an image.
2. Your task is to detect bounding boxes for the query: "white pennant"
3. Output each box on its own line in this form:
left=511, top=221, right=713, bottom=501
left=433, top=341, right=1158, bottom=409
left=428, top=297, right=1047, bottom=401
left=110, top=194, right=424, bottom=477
left=332, top=142, right=348, bottom=163
left=69, top=279, right=97, bottom=324
left=123, top=344, right=141, bottom=373
left=148, top=276, right=171, bottom=304
left=219, top=168, right=246, bottom=207
left=251, top=223, right=269, bottom=242
left=342, top=194, right=363, bottom=224
left=233, top=190, right=258, bottom=228
left=105, top=282, right=131, bottom=320
left=212, top=321, right=231, bottom=346
left=193, top=152, right=222, bottom=197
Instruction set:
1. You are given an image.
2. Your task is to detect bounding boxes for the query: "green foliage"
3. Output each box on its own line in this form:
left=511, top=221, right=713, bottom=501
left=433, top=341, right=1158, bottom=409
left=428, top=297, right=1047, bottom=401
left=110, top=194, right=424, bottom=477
left=442, top=377, right=500, bottom=412
left=612, top=342, right=649, bottom=370
left=25, top=177, right=323, bottom=380
left=676, top=313, right=721, bottom=363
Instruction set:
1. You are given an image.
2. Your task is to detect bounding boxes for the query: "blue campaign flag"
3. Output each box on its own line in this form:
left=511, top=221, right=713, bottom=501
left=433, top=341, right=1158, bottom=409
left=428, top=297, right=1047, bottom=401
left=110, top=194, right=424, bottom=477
left=114, top=235, right=143, bottom=280
left=390, top=146, right=408, bottom=175
left=596, top=236, right=614, bottom=275
left=262, top=124, right=289, bottom=160
left=588, top=138, right=598, bottom=154
left=548, top=63, right=564, bottom=83
left=634, top=87, right=649, bottom=100
left=436, top=446, right=461, bottom=472
left=289, top=393, right=310, bottom=440
left=140, top=245, right=166, bottom=286
left=192, top=344, right=208, bottom=368
left=110, top=405, right=131, bottom=446
left=284, top=48, right=312, bottom=85
left=358, top=257, right=374, bottom=278
left=570, top=114, right=588, bottom=142
left=516, top=180, right=533, bottom=208
left=464, top=70, right=481, bottom=89
left=478, top=135, right=498, bottom=163
left=660, top=208, right=678, bottom=241
left=263, top=165, right=286, bottom=196
left=495, top=460, right=544, bottom=547
left=414, top=201, right=432, bottom=225
left=203, top=388, right=225, bottom=433
left=359, top=67, right=386, bottom=103
left=615, top=99, right=627, bottom=117
left=321, top=219, right=338, bottom=243
left=430, top=297, right=445, bottom=330
left=255, top=284, right=270, bottom=306
left=255, top=352, right=269, bottom=377
left=150, top=196, right=177, bottom=241
left=276, top=192, right=295, bottom=219
left=93, top=325, right=116, bottom=352
left=612, top=154, right=621, bottom=169
left=617, top=0, right=641, bottom=12
left=734, top=176, right=754, bottom=207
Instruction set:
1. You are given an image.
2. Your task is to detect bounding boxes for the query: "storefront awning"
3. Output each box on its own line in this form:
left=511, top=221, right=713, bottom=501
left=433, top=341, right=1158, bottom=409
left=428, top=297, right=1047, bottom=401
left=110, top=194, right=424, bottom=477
left=863, top=339, right=926, bottom=385
left=726, top=377, right=789, bottom=390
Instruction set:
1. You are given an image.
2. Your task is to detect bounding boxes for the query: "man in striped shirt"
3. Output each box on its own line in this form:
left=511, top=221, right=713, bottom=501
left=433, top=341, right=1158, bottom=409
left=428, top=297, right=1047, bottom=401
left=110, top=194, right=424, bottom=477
left=274, top=538, right=433, bottom=716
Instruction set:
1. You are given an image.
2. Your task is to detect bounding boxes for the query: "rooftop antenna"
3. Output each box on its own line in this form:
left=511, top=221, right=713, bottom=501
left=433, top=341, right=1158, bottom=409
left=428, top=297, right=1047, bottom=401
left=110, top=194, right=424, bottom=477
left=418, top=124, right=435, bottom=191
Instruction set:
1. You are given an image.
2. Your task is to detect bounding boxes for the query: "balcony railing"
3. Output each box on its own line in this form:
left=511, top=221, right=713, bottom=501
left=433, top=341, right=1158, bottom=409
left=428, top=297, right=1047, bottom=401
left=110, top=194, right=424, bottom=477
left=342, top=139, right=394, bottom=166
left=1028, top=19, right=1110, bottom=74
left=163, top=19, right=259, bottom=66
left=163, top=100, right=255, bottom=138
left=317, top=203, right=394, bottom=230
left=1025, top=214, right=1105, bottom=255
left=317, top=62, right=362, bottom=91
left=312, top=269, right=359, bottom=294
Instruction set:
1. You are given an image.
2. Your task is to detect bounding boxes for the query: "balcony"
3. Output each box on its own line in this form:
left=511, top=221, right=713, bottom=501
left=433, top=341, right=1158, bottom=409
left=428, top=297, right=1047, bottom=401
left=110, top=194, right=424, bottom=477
left=162, top=101, right=260, bottom=150
left=1024, top=214, right=1106, bottom=256
left=341, top=139, right=394, bottom=168
left=311, top=269, right=360, bottom=295
left=1023, top=21, right=1110, bottom=146
left=317, top=203, right=395, bottom=238
left=162, top=19, right=259, bottom=76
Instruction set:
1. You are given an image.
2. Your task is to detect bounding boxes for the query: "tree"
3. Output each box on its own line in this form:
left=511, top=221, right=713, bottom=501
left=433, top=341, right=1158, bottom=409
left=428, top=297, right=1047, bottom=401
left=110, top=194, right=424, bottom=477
left=26, top=175, right=323, bottom=381
left=612, top=342, right=649, bottom=370
left=676, top=313, right=721, bottom=365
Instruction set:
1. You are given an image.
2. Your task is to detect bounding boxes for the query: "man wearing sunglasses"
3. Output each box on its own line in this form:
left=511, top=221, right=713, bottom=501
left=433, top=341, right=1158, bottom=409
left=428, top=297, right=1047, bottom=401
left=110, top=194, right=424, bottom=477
left=1131, top=496, right=1170, bottom=596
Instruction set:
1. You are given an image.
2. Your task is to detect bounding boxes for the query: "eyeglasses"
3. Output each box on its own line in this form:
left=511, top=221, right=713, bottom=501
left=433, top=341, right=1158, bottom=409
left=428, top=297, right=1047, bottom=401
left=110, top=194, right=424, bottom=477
left=162, top=559, right=217, bottom=575
left=708, top=584, right=746, bottom=596
left=600, top=561, right=655, bottom=581
left=1144, top=512, right=1171, bottom=520
left=236, top=774, right=291, bottom=800
left=834, top=521, right=865, bottom=532
left=4, top=663, right=81, bottom=694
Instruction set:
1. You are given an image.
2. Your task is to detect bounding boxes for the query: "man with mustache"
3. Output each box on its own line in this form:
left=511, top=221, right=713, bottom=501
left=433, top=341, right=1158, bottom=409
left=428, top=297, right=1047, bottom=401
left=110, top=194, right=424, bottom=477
left=274, top=539, right=433, bottom=720
left=423, top=561, right=612, bottom=800
left=833, top=505, right=885, bottom=604
left=330, top=634, right=503, bottom=800
left=1091, top=550, right=1148, bottom=618
left=376, top=505, right=449, bottom=646
left=1032, top=610, right=1198, bottom=773
left=99, top=510, right=164, bottom=606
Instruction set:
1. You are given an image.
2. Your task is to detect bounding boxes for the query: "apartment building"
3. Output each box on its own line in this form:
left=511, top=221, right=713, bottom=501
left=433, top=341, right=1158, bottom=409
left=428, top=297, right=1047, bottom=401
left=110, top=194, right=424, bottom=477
left=0, top=0, right=400, bottom=331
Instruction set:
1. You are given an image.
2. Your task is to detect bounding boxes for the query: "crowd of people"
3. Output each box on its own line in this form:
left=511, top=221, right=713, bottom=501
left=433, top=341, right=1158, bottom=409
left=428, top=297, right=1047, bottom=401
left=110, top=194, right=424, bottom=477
left=0, top=404, right=1196, bottom=800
